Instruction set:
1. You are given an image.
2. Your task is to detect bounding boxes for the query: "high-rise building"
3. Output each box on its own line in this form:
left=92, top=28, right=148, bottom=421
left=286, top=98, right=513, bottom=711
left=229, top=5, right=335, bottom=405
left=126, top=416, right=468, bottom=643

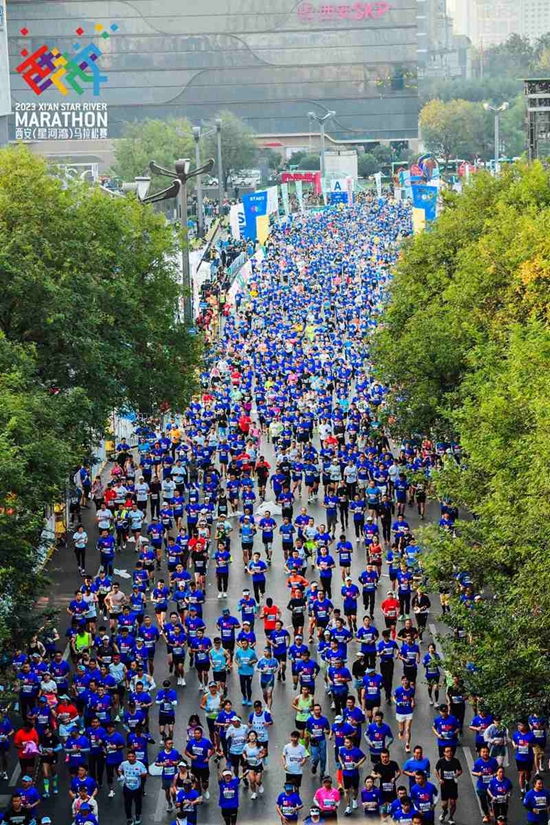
left=6, top=0, right=419, bottom=146
left=417, top=0, right=472, bottom=79
left=447, top=0, right=521, bottom=47
left=519, top=0, right=550, bottom=41
left=446, top=0, right=476, bottom=39
left=475, top=0, right=518, bottom=48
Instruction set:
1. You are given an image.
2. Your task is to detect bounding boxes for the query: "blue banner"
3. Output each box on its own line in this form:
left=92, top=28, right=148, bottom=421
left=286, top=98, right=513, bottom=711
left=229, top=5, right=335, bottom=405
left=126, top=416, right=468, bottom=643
left=242, top=190, right=268, bottom=240
left=412, top=185, right=438, bottom=222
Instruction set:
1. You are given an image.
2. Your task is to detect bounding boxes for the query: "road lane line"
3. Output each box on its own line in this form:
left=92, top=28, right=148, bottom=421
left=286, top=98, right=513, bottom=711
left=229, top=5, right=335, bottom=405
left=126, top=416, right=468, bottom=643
left=9, top=764, right=20, bottom=787
left=154, top=787, right=166, bottom=821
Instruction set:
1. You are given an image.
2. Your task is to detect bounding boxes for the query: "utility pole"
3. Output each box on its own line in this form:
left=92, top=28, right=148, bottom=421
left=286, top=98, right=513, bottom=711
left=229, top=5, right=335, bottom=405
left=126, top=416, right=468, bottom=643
left=192, top=127, right=204, bottom=239
left=483, top=102, right=509, bottom=175
left=140, top=156, right=214, bottom=327
left=308, top=110, right=335, bottom=181
left=215, top=118, right=224, bottom=218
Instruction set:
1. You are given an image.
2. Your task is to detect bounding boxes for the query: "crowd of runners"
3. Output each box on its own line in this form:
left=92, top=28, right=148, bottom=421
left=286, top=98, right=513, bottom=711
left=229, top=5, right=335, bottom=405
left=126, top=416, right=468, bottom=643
left=2, top=200, right=550, bottom=825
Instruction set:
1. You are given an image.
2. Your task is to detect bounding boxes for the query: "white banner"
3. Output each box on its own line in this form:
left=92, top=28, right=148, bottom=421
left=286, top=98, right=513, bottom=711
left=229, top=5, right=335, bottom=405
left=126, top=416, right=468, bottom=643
left=266, top=186, right=278, bottom=215
left=321, top=177, right=328, bottom=206
left=295, top=180, right=304, bottom=212
left=229, top=203, right=245, bottom=240
left=374, top=172, right=383, bottom=200
left=346, top=176, right=354, bottom=207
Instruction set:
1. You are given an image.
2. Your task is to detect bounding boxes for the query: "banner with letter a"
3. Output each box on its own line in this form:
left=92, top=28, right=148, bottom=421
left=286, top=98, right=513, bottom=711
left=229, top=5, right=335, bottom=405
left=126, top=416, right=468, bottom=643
left=330, top=179, right=348, bottom=205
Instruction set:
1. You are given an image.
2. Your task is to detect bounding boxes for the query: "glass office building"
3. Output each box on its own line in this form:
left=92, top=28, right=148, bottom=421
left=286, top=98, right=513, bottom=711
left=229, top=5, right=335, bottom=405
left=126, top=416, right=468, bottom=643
left=7, top=0, right=419, bottom=142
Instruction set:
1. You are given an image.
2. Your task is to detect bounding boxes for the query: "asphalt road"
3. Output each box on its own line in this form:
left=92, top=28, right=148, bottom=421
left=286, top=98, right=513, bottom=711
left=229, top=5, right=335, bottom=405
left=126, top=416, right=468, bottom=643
left=1, top=419, right=529, bottom=825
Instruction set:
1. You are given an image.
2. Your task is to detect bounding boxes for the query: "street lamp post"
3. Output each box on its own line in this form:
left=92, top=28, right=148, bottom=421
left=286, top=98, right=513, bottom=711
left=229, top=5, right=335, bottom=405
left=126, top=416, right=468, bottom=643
left=192, top=127, right=204, bottom=239
left=308, top=110, right=335, bottom=181
left=140, top=156, right=215, bottom=327
left=215, top=118, right=224, bottom=217
left=483, top=102, right=509, bottom=175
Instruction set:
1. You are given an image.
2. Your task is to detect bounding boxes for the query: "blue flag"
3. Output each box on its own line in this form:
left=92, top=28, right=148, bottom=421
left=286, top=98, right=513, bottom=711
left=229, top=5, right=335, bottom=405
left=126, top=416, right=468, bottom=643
left=242, top=190, right=268, bottom=240
left=412, top=185, right=438, bottom=222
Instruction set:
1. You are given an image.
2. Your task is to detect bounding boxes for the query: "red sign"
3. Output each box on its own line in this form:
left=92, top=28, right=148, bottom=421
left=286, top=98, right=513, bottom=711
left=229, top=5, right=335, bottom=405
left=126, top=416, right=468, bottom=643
left=297, top=1, right=390, bottom=23
left=281, top=171, right=322, bottom=195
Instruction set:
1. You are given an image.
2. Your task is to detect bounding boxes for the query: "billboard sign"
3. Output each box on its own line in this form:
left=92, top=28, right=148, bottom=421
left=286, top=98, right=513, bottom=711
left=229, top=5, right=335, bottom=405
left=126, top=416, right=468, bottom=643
left=10, top=19, right=118, bottom=140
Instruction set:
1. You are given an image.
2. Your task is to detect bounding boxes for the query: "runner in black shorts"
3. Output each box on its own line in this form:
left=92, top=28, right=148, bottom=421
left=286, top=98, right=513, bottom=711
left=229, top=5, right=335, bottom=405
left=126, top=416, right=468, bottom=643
left=435, top=746, right=463, bottom=824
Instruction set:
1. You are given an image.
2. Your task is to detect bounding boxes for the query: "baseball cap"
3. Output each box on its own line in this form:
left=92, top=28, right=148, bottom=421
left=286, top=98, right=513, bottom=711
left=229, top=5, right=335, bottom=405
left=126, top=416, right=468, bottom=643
left=334, top=714, right=343, bottom=723
left=41, top=819, right=52, bottom=825
left=21, top=775, right=32, bottom=782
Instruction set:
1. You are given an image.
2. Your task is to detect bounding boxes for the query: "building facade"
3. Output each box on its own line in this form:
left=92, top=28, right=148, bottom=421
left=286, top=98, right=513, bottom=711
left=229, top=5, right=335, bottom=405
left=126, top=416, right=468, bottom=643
left=7, top=0, right=419, bottom=145
left=417, top=0, right=471, bottom=79
left=448, top=0, right=550, bottom=46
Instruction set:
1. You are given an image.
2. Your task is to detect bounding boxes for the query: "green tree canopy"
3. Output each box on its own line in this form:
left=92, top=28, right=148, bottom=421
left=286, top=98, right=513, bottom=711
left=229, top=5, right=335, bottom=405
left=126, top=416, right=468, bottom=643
left=298, top=153, right=321, bottom=171
left=112, top=118, right=194, bottom=183
left=202, top=110, right=258, bottom=189
left=0, top=145, right=199, bottom=436
left=0, top=143, right=201, bottom=649
left=419, top=99, right=495, bottom=163
left=358, top=153, right=379, bottom=178
left=373, top=161, right=550, bottom=718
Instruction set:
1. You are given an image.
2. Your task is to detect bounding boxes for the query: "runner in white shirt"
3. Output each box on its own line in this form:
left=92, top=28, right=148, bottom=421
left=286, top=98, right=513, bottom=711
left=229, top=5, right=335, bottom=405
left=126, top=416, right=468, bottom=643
left=135, top=478, right=150, bottom=512
left=118, top=750, right=147, bottom=825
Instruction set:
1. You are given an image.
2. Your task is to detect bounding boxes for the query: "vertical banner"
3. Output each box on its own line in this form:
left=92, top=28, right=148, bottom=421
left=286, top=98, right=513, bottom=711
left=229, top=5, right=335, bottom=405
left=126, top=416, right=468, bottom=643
left=242, top=190, right=268, bottom=241
left=321, top=177, right=328, bottom=206
left=256, top=215, right=270, bottom=245
left=280, top=183, right=290, bottom=216
left=412, top=208, right=426, bottom=235
left=346, top=176, right=354, bottom=207
left=229, top=203, right=245, bottom=240
left=313, top=171, right=322, bottom=196
left=399, top=170, right=413, bottom=200
left=374, top=172, right=383, bottom=200
left=295, top=180, right=304, bottom=212
left=266, top=186, right=278, bottom=215
left=412, top=185, right=438, bottom=222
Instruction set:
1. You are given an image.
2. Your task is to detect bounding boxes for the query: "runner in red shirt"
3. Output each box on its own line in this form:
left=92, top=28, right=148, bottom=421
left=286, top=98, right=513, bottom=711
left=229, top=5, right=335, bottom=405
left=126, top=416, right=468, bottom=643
left=381, top=591, right=400, bottom=640
left=260, top=598, right=281, bottom=634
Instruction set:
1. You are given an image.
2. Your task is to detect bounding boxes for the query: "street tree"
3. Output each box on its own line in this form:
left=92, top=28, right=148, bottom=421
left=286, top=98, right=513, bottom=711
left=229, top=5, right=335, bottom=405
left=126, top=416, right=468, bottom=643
left=419, top=99, right=493, bottom=164
left=113, top=118, right=194, bottom=183
left=0, top=144, right=200, bottom=438
left=374, top=161, right=550, bottom=718
left=203, top=110, right=258, bottom=190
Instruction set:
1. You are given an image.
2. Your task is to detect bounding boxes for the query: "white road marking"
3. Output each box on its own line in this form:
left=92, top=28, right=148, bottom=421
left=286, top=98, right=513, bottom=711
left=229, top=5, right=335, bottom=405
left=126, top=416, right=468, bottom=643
left=9, top=764, right=20, bottom=787
left=154, top=787, right=167, bottom=821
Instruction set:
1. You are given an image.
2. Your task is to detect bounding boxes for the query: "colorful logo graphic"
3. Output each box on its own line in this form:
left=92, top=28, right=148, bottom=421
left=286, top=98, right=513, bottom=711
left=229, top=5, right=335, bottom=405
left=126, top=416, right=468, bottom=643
left=16, top=22, right=118, bottom=96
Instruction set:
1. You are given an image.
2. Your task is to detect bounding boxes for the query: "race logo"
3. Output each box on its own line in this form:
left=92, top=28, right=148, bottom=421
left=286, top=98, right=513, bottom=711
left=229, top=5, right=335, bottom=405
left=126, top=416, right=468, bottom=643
left=16, top=22, right=118, bottom=97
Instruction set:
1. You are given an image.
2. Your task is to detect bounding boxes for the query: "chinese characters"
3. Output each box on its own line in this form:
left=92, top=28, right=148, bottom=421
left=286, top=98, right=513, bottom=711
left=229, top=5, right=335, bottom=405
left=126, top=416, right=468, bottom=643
left=297, top=1, right=390, bottom=23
